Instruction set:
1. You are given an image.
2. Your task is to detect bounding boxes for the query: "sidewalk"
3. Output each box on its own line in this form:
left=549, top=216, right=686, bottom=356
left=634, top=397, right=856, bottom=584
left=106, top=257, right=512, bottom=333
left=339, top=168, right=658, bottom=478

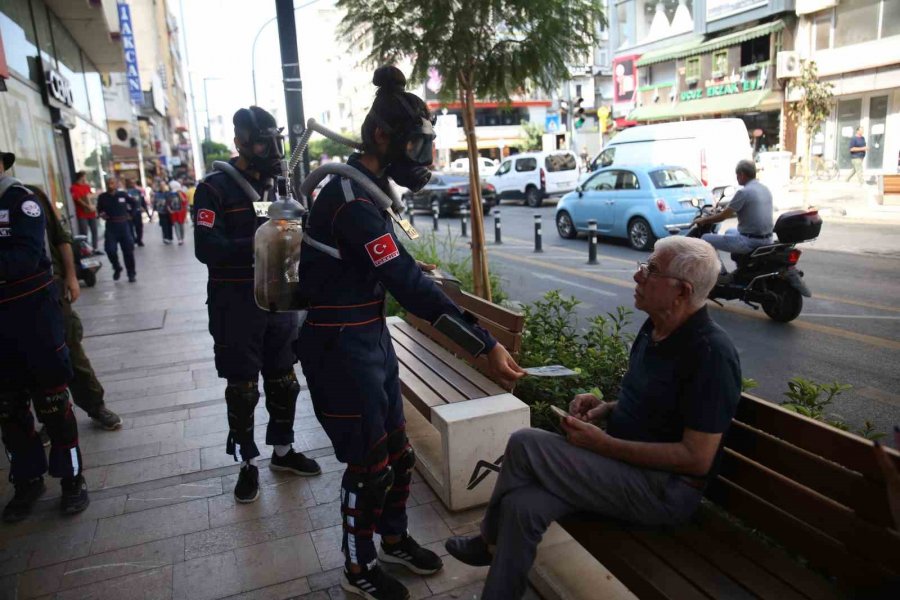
left=0, top=223, right=509, bottom=600
left=770, top=179, right=900, bottom=225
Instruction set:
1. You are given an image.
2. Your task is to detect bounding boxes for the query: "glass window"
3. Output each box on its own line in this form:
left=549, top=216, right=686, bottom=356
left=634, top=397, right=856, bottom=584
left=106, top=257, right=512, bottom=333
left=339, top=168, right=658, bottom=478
left=50, top=13, right=90, bottom=117
left=70, top=117, right=112, bottom=189
left=685, top=57, right=700, bottom=80
left=593, top=147, right=616, bottom=169
left=616, top=171, right=640, bottom=190
left=867, top=96, right=888, bottom=169
left=585, top=170, right=617, bottom=191
left=883, top=0, right=900, bottom=38
left=83, top=56, right=107, bottom=126
left=616, top=1, right=632, bottom=48
left=545, top=153, right=577, bottom=172
left=0, top=0, right=40, bottom=84
left=813, top=13, right=831, bottom=50
left=649, top=167, right=701, bottom=188
left=712, top=50, right=728, bottom=75
left=835, top=98, right=862, bottom=169
left=834, top=0, right=879, bottom=47
left=515, top=157, right=537, bottom=172
left=496, top=160, right=511, bottom=176
left=740, top=36, right=770, bottom=66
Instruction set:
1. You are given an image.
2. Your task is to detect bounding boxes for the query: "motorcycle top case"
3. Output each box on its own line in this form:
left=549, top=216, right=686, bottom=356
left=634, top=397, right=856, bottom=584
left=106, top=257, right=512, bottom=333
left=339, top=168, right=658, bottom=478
left=774, top=209, right=822, bottom=243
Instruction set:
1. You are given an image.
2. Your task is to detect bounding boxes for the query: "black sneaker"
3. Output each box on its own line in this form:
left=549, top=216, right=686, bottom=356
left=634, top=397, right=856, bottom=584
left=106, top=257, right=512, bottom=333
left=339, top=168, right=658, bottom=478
left=60, top=475, right=90, bottom=515
left=445, top=534, right=493, bottom=567
left=127, top=275, right=136, bottom=283
left=234, top=464, right=260, bottom=503
left=2, top=477, right=46, bottom=523
left=380, top=533, right=443, bottom=575
left=38, top=425, right=50, bottom=448
left=113, top=267, right=122, bottom=281
left=269, top=448, right=321, bottom=476
left=341, top=564, right=409, bottom=600
left=90, top=407, right=123, bottom=430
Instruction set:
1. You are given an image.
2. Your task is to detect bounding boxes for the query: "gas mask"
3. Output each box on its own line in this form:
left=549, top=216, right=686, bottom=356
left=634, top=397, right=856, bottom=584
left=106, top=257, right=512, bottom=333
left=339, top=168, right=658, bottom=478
left=377, top=115, right=436, bottom=193
left=234, top=107, right=285, bottom=177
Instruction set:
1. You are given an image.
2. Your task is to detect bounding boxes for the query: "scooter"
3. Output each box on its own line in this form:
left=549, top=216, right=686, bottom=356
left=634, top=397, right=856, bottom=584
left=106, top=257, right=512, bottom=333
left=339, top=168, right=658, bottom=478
left=73, top=234, right=102, bottom=288
left=686, top=200, right=822, bottom=323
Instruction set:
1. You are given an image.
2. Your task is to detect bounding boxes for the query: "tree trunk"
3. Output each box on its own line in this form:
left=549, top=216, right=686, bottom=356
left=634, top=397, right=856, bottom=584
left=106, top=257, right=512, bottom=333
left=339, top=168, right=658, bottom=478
left=460, top=83, right=492, bottom=301
left=804, top=124, right=812, bottom=206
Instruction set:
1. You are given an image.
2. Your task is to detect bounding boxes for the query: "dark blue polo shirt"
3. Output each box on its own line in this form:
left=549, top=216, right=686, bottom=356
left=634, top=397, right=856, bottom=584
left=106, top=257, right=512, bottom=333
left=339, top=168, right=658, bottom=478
left=607, top=307, right=741, bottom=470
left=849, top=135, right=866, bottom=160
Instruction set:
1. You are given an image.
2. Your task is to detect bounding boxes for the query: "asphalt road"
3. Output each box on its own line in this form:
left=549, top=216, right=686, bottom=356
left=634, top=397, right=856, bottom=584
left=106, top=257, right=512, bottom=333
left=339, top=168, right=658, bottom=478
left=407, top=202, right=900, bottom=442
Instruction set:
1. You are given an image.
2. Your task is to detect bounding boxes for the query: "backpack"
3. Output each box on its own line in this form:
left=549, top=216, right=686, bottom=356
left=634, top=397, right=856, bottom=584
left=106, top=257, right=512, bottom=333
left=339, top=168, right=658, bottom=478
left=167, top=192, right=183, bottom=212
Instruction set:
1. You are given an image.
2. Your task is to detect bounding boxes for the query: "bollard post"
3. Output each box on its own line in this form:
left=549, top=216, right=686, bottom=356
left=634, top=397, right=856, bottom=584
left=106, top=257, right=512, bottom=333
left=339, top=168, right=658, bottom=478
left=533, top=214, right=543, bottom=253
left=460, top=206, right=468, bottom=238
left=587, top=219, right=598, bottom=264
left=408, top=204, right=415, bottom=226
left=493, top=210, right=502, bottom=244
left=432, top=201, right=440, bottom=231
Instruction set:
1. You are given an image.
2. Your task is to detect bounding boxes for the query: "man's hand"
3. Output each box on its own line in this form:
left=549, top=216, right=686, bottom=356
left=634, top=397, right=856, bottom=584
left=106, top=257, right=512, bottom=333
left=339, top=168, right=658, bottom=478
left=65, top=274, right=81, bottom=303
left=560, top=416, right=609, bottom=453
left=416, top=260, right=437, bottom=272
left=487, top=343, right=526, bottom=385
left=569, top=393, right=614, bottom=423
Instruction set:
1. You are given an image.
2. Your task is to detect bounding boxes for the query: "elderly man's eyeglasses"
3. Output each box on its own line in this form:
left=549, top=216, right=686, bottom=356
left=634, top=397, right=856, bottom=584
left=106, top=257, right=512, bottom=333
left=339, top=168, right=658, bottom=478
left=635, top=262, right=691, bottom=286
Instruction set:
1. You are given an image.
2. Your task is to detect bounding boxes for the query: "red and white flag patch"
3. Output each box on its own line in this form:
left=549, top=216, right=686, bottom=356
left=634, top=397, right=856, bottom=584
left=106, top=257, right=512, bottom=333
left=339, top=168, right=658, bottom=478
left=197, top=209, right=216, bottom=228
left=364, top=233, right=400, bottom=267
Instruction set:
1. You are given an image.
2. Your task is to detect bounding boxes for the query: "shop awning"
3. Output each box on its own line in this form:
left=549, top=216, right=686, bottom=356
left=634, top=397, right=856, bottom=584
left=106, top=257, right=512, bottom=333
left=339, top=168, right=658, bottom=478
left=635, top=21, right=785, bottom=68
left=628, top=104, right=681, bottom=121
left=629, top=90, right=779, bottom=121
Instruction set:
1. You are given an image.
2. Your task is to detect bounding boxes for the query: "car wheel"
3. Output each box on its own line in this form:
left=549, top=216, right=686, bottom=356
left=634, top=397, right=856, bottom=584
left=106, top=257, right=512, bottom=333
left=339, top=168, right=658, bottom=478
left=628, top=217, right=656, bottom=251
left=525, top=186, right=542, bottom=208
left=556, top=211, right=577, bottom=239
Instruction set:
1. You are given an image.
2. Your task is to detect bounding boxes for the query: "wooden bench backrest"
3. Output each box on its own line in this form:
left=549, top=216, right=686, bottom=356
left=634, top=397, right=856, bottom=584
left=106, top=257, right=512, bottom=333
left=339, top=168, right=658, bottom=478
left=883, top=174, right=900, bottom=194
left=711, top=393, right=900, bottom=587
left=403, top=278, right=525, bottom=392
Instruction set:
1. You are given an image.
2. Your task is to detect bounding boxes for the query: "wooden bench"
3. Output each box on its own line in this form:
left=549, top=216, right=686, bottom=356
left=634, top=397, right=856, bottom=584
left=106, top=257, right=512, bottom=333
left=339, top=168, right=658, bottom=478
left=388, top=275, right=530, bottom=510
left=883, top=174, right=900, bottom=195
left=530, top=392, right=900, bottom=599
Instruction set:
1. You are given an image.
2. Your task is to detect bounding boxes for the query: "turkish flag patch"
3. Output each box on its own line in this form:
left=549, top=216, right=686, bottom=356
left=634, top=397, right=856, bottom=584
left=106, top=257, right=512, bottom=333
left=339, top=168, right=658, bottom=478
left=197, top=209, right=216, bottom=228
left=364, top=233, right=400, bottom=267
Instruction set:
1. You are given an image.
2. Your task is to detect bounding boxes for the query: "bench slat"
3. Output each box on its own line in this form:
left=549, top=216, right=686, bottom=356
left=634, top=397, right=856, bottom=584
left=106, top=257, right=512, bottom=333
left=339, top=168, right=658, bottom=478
left=390, top=326, right=487, bottom=399
left=391, top=337, right=471, bottom=404
left=392, top=320, right=506, bottom=396
left=470, top=313, right=522, bottom=355
left=719, top=450, right=900, bottom=573
left=396, top=362, right=448, bottom=421
left=707, top=476, right=888, bottom=585
left=725, top=420, right=895, bottom=527
left=438, top=281, right=525, bottom=332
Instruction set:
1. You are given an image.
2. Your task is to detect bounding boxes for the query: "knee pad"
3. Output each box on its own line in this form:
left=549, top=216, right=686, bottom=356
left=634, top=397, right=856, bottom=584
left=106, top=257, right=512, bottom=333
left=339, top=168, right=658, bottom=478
left=344, top=465, right=395, bottom=511
left=0, top=390, right=29, bottom=423
left=225, top=382, right=260, bottom=459
left=263, top=371, right=299, bottom=420
left=33, top=388, right=72, bottom=424
left=386, top=427, right=414, bottom=474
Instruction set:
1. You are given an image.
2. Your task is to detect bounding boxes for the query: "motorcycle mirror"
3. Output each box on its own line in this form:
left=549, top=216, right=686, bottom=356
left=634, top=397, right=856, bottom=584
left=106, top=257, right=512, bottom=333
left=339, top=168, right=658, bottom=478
left=576, top=185, right=583, bottom=197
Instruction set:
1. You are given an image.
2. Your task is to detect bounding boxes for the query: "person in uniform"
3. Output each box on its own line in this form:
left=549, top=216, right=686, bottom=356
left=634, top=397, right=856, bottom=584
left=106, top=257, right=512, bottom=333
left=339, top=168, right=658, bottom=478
left=0, top=150, right=89, bottom=522
left=193, top=106, right=320, bottom=504
left=96, top=177, right=137, bottom=282
left=124, top=178, right=150, bottom=247
left=296, top=66, right=525, bottom=600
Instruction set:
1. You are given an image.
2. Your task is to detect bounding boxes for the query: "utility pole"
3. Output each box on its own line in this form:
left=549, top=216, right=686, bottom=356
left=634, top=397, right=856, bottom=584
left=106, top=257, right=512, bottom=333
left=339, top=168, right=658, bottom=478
left=274, top=0, right=310, bottom=185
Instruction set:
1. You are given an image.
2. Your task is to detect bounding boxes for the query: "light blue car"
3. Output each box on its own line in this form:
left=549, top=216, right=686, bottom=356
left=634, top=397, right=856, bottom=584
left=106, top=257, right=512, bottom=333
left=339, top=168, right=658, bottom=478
left=555, top=164, right=714, bottom=251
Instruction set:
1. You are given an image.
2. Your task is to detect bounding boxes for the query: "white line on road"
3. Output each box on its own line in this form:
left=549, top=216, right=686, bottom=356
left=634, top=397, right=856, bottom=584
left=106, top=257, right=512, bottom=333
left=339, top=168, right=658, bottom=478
left=532, top=273, right=618, bottom=296
left=799, top=313, right=900, bottom=320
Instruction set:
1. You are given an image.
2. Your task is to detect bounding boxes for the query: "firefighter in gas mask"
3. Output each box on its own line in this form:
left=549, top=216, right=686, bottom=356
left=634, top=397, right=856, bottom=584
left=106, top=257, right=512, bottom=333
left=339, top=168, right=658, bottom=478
left=295, top=66, right=525, bottom=600
left=193, top=106, right=320, bottom=504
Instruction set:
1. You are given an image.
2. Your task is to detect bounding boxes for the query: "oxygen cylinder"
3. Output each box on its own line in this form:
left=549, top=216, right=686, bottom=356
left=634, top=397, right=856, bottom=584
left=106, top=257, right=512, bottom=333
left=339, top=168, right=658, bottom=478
left=254, top=176, right=306, bottom=312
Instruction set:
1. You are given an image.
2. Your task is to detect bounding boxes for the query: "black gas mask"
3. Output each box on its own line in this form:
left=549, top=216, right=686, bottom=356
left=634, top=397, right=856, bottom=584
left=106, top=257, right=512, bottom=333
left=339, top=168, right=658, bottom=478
left=372, top=109, right=436, bottom=192
left=234, top=107, right=285, bottom=177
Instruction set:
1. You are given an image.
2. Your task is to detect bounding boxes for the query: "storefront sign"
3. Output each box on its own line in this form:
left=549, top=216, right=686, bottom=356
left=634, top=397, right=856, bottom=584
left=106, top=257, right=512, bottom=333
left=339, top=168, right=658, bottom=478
left=117, top=2, right=144, bottom=105
left=681, top=73, right=765, bottom=102
left=706, top=0, right=767, bottom=22
left=613, top=55, right=640, bottom=104
left=44, top=69, right=75, bottom=108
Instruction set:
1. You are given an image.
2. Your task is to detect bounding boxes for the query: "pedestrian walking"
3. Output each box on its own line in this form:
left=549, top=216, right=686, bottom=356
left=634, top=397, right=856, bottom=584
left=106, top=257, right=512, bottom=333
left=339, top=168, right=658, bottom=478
left=70, top=171, right=100, bottom=253
left=124, top=178, right=150, bottom=247
left=185, top=179, right=197, bottom=224
left=97, top=177, right=137, bottom=282
left=154, top=182, right=173, bottom=244
left=167, top=181, right=188, bottom=245
left=193, top=106, right=321, bottom=507
left=27, top=185, right=123, bottom=432
left=0, top=149, right=90, bottom=522
left=847, top=126, right=867, bottom=185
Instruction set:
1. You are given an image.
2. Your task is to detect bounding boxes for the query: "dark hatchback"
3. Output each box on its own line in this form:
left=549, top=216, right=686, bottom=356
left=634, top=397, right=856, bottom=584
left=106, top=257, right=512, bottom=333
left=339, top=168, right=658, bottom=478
left=403, top=173, right=497, bottom=216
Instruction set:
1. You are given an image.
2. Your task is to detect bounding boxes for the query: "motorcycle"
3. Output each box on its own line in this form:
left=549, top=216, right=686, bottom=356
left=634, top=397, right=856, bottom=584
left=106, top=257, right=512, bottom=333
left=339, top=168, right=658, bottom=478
left=686, top=199, right=822, bottom=323
left=73, top=234, right=102, bottom=288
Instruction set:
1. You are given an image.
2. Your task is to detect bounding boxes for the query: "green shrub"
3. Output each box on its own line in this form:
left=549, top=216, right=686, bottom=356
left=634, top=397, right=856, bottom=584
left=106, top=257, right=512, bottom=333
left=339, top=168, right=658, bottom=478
left=780, top=376, right=883, bottom=440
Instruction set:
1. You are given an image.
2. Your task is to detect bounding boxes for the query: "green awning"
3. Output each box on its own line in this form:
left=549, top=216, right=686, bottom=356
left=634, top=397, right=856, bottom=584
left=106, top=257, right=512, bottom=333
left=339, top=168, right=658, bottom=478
left=635, top=20, right=785, bottom=67
left=628, top=90, right=777, bottom=121
left=628, top=103, right=681, bottom=121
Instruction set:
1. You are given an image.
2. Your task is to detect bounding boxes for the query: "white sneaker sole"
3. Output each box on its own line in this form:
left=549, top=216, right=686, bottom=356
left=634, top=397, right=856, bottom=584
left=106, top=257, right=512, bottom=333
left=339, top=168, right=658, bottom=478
left=378, top=550, right=443, bottom=575
left=268, top=463, right=321, bottom=477
left=339, top=578, right=382, bottom=600
left=234, top=488, right=259, bottom=504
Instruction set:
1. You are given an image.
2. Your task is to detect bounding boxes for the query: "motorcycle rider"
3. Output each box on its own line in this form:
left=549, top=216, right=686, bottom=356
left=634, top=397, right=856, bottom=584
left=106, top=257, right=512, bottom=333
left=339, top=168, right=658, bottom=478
left=295, top=65, right=525, bottom=600
left=693, top=159, right=773, bottom=280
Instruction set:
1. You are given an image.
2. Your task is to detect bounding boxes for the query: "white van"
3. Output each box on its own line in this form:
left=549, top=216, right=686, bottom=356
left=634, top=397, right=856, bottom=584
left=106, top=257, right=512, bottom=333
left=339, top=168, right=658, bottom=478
left=488, top=150, right=580, bottom=207
left=448, top=156, right=498, bottom=175
left=588, top=119, right=752, bottom=198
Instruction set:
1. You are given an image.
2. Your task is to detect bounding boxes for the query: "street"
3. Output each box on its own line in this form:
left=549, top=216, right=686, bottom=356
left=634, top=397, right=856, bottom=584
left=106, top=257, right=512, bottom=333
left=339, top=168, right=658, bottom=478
left=409, top=202, right=900, bottom=440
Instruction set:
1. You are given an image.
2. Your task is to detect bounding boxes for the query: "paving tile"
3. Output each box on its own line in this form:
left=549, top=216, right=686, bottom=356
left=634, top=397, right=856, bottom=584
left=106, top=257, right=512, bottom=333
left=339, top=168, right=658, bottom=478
left=289, top=591, right=330, bottom=600
left=307, top=470, right=343, bottom=506
left=11, top=562, right=65, bottom=597
left=184, top=507, right=311, bottom=560
left=207, top=477, right=316, bottom=529
left=55, top=565, right=174, bottom=600
left=296, top=429, right=332, bottom=453
left=306, top=567, right=342, bottom=592
left=234, top=533, right=321, bottom=592
left=81, top=442, right=162, bottom=468
left=410, top=480, right=439, bottom=506
left=173, top=551, right=242, bottom=600
left=378, top=563, right=432, bottom=600
left=125, top=479, right=223, bottom=512
left=431, top=502, right=486, bottom=532
left=423, top=554, right=490, bottom=595
left=306, top=500, right=341, bottom=531
left=20, top=521, right=98, bottom=570
left=128, top=409, right=191, bottom=430
left=55, top=536, right=184, bottom=591
left=91, top=498, right=209, bottom=554
left=223, top=577, right=311, bottom=600
left=310, top=525, right=343, bottom=572
left=77, top=421, right=184, bottom=455
left=406, top=503, right=454, bottom=546
left=103, top=449, right=201, bottom=489
left=1, top=495, right=125, bottom=540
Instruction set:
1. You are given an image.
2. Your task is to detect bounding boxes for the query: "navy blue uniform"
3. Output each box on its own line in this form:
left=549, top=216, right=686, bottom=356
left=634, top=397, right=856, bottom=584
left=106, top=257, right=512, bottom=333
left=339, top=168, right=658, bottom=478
left=296, top=155, right=496, bottom=568
left=193, top=161, right=299, bottom=462
left=124, top=187, right=147, bottom=245
left=97, top=190, right=135, bottom=278
left=0, top=180, right=82, bottom=482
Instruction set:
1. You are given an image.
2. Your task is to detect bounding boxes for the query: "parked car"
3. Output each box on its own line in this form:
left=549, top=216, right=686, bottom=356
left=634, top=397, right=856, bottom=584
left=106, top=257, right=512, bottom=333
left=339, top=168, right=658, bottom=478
left=585, top=118, right=752, bottom=199
left=488, top=150, right=580, bottom=207
left=402, top=173, right=497, bottom=216
left=556, top=164, right=713, bottom=251
left=448, top=156, right=498, bottom=175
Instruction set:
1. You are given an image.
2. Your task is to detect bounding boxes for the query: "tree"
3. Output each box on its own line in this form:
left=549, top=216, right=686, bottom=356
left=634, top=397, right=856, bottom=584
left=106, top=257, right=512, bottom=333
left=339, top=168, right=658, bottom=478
left=202, top=140, right=231, bottom=172
left=521, top=120, right=544, bottom=152
left=338, top=0, right=605, bottom=300
left=786, top=60, right=834, bottom=201
left=308, top=133, right=356, bottom=162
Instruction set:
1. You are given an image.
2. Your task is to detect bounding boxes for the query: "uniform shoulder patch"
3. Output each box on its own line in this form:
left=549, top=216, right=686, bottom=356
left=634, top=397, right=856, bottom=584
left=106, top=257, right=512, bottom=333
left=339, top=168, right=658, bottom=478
left=21, top=200, right=42, bottom=218
left=364, top=233, right=400, bottom=267
left=197, top=208, right=216, bottom=228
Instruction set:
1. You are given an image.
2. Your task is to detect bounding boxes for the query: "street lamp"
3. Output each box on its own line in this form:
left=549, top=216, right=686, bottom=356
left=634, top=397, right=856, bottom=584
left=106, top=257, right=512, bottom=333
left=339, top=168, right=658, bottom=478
left=202, top=76, right=223, bottom=143
left=251, top=0, right=321, bottom=106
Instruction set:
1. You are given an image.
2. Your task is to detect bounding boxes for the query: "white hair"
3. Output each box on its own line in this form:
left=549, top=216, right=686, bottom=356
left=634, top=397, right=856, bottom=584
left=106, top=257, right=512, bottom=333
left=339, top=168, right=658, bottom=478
left=653, top=236, right=720, bottom=306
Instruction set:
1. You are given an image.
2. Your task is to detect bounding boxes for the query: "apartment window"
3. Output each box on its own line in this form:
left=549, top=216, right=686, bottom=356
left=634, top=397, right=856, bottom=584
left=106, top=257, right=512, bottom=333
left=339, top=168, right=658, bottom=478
left=815, top=1, right=899, bottom=50
left=740, top=36, right=770, bottom=66
left=712, top=50, right=728, bottom=76
left=813, top=12, right=832, bottom=51
left=684, top=57, right=700, bottom=81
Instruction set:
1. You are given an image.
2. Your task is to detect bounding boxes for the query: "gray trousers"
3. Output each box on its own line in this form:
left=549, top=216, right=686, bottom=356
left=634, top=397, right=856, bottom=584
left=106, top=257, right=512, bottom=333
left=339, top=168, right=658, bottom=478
left=480, top=428, right=704, bottom=600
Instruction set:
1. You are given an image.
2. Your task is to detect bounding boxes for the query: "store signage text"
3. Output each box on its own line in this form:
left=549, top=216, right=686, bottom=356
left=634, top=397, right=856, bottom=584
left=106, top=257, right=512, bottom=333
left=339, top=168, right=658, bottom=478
left=117, top=2, right=143, bottom=105
left=680, top=77, right=764, bottom=102
left=45, top=69, right=74, bottom=108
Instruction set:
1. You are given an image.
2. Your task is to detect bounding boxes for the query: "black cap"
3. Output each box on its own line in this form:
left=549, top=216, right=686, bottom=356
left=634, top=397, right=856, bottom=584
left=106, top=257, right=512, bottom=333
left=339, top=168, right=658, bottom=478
left=233, top=106, right=278, bottom=143
left=1, top=151, right=14, bottom=170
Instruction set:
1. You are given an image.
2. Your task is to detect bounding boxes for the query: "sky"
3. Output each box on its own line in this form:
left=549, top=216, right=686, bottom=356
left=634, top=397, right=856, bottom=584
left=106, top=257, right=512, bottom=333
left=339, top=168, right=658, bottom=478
left=179, top=0, right=341, bottom=146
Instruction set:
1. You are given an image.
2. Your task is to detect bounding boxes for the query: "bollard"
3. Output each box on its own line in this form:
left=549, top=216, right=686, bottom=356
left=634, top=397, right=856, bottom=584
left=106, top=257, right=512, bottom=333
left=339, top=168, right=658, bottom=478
left=533, top=214, right=543, bottom=253
left=432, top=202, right=440, bottom=231
left=493, top=210, right=502, bottom=244
left=460, top=206, right=468, bottom=238
left=587, top=219, right=598, bottom=264
left=408, top=205, right=415, bottom=226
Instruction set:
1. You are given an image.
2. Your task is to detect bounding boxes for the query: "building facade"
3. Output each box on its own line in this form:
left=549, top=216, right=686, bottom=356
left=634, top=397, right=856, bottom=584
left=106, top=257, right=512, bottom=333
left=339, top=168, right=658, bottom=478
left=0, top=0, right=122, bottom=222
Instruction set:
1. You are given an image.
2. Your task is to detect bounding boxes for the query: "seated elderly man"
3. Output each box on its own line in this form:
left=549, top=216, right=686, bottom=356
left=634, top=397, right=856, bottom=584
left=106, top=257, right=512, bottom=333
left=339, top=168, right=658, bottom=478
left=445, top=236, right=742, bottom=599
